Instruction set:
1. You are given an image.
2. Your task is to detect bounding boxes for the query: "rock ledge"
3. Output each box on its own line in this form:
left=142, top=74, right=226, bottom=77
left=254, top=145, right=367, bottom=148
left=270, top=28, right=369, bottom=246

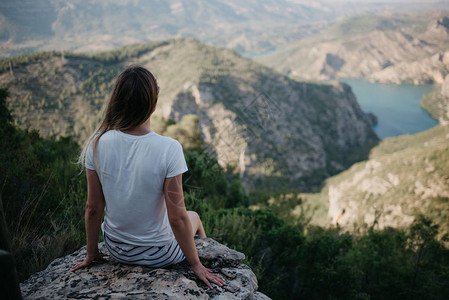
left=20, top=237, right=270, bottom=299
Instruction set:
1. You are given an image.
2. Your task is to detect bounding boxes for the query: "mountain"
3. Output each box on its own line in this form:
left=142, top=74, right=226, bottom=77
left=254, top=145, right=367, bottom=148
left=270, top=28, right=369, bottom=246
left=257, top=13, right=449, bottom=84
left=298, top=84, right=449, bottom=237
left=1, top=0, right=449, bottom=58
left=368, top=50, right=449, bottom=85
left=0, top=38, right=377, bottom=191
left=368, top=17, right=449, bottom=84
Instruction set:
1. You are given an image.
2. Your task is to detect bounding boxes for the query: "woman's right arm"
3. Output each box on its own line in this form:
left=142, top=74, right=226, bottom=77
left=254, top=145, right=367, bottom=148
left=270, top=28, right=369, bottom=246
left=163, top=174, right=225, bottom=289
left=71, top=169, right=105, bottom=271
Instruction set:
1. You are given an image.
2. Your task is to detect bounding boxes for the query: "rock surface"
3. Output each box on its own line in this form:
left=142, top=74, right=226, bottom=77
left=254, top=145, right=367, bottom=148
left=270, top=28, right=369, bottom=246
left=20, top=238, right=270, bottom=300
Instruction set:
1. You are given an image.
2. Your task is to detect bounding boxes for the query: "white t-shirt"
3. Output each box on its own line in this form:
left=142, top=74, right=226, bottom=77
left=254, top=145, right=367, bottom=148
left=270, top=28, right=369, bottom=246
left=85, top=130, right=188, bottom=246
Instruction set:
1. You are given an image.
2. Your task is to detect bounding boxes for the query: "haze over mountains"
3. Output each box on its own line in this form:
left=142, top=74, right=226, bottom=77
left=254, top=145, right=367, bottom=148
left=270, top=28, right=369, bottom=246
left=1, top=0, right=449, bottom=58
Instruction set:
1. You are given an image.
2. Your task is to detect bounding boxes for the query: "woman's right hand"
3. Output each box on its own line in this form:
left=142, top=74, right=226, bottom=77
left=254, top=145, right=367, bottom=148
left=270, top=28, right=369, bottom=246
left=191, top=263, right=226, bottom=289
left=70, top=250, right=105, bottom=272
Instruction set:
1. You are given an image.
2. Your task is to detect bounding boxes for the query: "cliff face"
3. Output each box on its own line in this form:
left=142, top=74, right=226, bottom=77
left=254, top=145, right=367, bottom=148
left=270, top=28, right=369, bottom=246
left=156, top=41, right=378, bottom=190
left=20, top=238, right=270, bottom=300
left=0, top=39, right=377, bottom=190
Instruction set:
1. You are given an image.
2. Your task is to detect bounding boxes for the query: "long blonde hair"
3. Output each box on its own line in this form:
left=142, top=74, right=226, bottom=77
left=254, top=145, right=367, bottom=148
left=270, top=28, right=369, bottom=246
left=78, top=65, right=159, bottom=170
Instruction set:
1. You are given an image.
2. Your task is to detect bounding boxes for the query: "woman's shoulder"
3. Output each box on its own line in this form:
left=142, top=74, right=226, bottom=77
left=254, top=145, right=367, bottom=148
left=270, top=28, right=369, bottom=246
left=99, top=130, right=181, bottom=150
left=148, top=132, right=182, bottom=148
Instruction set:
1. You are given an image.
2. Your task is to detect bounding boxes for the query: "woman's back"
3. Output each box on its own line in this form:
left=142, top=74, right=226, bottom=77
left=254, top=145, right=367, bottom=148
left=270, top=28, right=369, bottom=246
left=72, top=65, right=225, bottom=289
left=86, top=129, right=187, bottom=246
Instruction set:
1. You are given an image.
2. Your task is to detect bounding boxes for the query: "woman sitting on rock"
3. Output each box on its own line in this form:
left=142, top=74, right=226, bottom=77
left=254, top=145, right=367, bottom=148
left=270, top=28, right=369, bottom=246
left=71, top=65, right=225, bottom=289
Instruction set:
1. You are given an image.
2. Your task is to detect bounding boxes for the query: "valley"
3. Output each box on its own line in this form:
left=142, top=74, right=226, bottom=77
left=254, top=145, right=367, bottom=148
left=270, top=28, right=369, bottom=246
left=2, top=2, right=449, bottom=298
left=289, top=77, right=449, bottom=238
left=2, top=5, right=448, bottom=234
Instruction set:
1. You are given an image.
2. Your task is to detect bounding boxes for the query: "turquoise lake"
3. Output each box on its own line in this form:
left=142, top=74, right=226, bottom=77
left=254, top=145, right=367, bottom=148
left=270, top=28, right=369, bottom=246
left=341, top=78, right=438, bottom=139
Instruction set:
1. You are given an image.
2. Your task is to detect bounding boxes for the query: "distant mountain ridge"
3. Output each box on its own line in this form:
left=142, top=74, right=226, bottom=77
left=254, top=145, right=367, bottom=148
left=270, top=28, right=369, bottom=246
left=258, top=13, right=449, bottom=84
left=0, top=38, right=377, bottom=191
left=1, top=0, right=449, bottom=58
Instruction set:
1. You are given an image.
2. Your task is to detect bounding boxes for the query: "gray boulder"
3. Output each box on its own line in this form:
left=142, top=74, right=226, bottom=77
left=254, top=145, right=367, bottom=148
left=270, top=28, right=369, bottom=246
left=20, top=237, right=270, bottom=299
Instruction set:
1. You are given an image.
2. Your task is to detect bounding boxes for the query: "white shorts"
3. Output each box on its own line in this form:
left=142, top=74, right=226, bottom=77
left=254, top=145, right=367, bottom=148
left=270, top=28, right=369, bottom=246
left=103, top=233, right=185, bottom=267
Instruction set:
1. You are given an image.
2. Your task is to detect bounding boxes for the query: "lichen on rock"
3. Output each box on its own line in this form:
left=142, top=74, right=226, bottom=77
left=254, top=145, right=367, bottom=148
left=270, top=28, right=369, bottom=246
left=20, top=237, right=270, bottom=299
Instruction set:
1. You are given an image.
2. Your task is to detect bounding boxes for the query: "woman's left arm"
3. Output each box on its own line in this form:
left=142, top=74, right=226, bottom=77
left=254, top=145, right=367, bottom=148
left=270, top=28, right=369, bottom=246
left=71, top=169, right=105, bottom=271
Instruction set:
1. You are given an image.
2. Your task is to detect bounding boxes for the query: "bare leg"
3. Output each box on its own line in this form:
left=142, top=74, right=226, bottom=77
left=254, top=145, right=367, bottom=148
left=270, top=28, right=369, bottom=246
left=187, top=211, right=206, bottom=238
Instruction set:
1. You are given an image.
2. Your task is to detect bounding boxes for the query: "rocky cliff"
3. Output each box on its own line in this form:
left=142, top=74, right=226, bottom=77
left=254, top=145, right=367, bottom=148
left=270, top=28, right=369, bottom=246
left=20, top=237, right=270, bottom=299
left=421, top=74, right=449, bottom=125
left=0, top=39, right=378, bottom=191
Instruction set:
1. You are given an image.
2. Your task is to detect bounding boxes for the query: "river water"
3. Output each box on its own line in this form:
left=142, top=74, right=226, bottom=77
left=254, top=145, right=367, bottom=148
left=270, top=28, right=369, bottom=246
left=341, top=78, right=438, bottom=139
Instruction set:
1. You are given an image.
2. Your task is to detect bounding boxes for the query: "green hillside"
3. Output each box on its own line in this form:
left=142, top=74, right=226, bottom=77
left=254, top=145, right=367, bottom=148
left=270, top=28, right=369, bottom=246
left=0, top=38, right=378, bottom=191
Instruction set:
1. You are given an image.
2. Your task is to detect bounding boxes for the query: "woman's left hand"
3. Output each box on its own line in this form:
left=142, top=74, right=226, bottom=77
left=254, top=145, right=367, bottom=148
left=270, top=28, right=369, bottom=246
left=191, top=263, right=226, bottom=289
left=70, top=250, right=105, bottom=272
